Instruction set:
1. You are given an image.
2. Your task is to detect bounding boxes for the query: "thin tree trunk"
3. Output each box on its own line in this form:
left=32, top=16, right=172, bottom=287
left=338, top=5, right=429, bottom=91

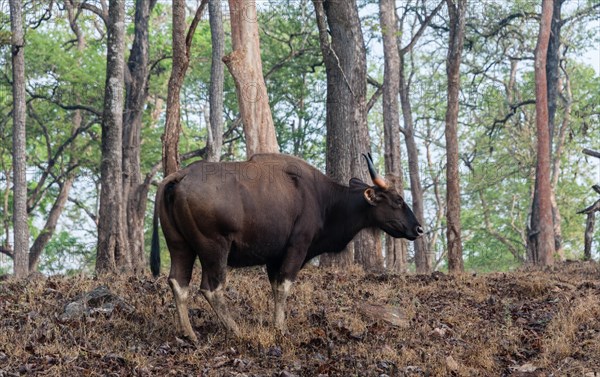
left=10, top=0, right=29, bottom=278
left=223, top=0, right=279, bottom=157
left=396, top=1, right=443, bottom=274
left=546, top=0, right=561, bottom=143
left=97, top=0, right=127, bottom=274
left=425, top=122, right=446, bottom=267
left=528, top=0, right=555, bottom=266
left=123, top=0, right=157, bottom=273
left=206, top=0, right=224, bottom=162
left=163, top=0, right=209, bottom=175
left=478, top=191, right=525, bottom=263
left=162, top=0, right=188, bottom=176
left=2, top=162, right=12, bottom=258
left=445, top=0, right=466, bottom=273
left=379, top=0, right=407, bottom=273
left=25, top=1, right=87, bottom=273
left=551, top=65, right=572, bottom=189
left=578, top=190, right=599, bottom=261
left=29, top=177, right=74, bottom=271
left=583, top=212, right=595, bottom=261
left=399, top=56, right=431, bottom=273
left=26, top=110, right=80, bottom=273
left=546, top=0, right=563, bottom=259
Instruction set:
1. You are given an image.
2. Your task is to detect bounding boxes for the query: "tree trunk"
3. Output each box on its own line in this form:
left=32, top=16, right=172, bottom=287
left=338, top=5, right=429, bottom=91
left=546, top=0, right=563, bottom=259
left=10, top=0, right=29, bottom=278
left=97, top=0, right=127, bottom=274
left=583, top=212, right=595, bottom=261
left=223, top=0, right=279, bottom=158
left=399, top=56, right=431, bottom=274
left=313, top=0, right=353, bottom=269
left=162, top=0, right=188, bottom=176
left=122, top=0, right=157, bottom=273
left=162, top=0, right=208, bottom=176
left=24, top=1, right=87, bottom=273
left=379, top=0, right=407, bottom=273
left=578, top=188, right=599, bottom=261
left=528, top=0, right=555, bottom=266
left=9, top=0, right=29, bottom=278
left=445, top=0, right=466, bottom=273
left=206, top=0, right=225, bottom=162
left=29, top=177, right=74, bottom=271
left=394, top=1, right=443, bottom=273
left=551, top=64, right=572, bottom=262
left=313, top=0, right=381, bottom=271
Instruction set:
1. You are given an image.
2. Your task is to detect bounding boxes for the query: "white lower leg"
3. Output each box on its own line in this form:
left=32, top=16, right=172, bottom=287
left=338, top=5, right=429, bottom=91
left=273, top=279, right=292, bottom=331
left=169, top=278, right=197, bottom=342
left=202, top=285, right=240, bottom=336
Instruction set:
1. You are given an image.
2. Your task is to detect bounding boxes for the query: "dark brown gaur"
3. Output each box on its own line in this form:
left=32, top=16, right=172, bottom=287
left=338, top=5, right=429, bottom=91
left=150, top=153, right=423, bottom=341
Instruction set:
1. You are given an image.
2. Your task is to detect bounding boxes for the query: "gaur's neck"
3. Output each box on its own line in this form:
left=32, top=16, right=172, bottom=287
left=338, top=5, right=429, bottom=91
left=309, top=184, right=372, bottom=258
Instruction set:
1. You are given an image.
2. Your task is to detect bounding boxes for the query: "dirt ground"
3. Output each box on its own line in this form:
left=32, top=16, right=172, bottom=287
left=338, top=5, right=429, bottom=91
left=1, top=261, right=599, bottom=376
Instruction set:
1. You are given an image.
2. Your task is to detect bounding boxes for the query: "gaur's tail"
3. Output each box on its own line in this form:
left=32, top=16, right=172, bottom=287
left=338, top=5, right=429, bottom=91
left=150, top=186, right=162, bottom=277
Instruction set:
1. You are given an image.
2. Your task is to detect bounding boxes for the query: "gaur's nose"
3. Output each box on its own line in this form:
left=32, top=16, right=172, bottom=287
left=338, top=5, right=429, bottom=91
left=416, top=226, right=424, bottom=236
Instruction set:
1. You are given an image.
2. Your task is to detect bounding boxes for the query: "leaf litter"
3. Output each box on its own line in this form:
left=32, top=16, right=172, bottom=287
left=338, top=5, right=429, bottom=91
left=0, top=261, right=598, bottom=376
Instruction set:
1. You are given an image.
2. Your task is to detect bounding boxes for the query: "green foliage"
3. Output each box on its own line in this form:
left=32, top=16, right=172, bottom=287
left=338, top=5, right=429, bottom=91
left=38, top=231, right=95, bottom=275
left=258, top=1, right=326, bottom=165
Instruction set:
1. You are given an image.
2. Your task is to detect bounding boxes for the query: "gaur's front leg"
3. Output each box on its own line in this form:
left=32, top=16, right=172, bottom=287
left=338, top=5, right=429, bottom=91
left=266, top=244, right=307, bottom=333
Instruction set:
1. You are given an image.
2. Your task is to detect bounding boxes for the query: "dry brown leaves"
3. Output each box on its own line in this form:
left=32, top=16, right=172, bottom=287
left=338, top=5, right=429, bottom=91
left=0, top=261, right=599, bottom=376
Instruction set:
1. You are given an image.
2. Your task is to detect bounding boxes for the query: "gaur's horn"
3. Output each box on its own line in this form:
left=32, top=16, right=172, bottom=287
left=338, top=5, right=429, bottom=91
left=362, top=153, right=388, bottom=190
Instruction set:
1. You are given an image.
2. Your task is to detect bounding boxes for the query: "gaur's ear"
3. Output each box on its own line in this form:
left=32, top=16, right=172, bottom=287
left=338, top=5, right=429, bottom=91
left=349, top=177, right=368, bottom=189
left=363, top=188, right=379, bottom=206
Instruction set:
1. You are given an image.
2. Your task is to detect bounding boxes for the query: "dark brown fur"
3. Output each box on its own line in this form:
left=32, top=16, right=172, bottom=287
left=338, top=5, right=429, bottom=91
left=150, top=154, right=422, bottom=339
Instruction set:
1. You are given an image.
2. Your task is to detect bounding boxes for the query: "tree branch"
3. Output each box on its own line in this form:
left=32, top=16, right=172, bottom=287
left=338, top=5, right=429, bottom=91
left=583, top=148, right=600, bottom=159
left=400, top=0, right=444, bottom=55
left=80, top=2, right=109, bottom=27
left=28, top=92, right=102, bottom=118
left=468, top=11, right=539, bottom=38
left=367, top=86, right=382, bottom=114
left=0, top=244, right=13, bottom=258
left=489, top=99, right=536, bottom=133
left=28, top=0, right=54, bottom=29
left=561, top=3, right=600, bottom=25
left=68, top=197, right=98, bottom=225
left=578, top=199, right=600, bottom=215
left=185, top=0, right=209, bottom=54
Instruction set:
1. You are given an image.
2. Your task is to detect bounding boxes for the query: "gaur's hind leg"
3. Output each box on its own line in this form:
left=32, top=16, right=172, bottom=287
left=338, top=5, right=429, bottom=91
left=166, top=241, right=198, bottom=342
left=200, top=263, right=240, bottom=336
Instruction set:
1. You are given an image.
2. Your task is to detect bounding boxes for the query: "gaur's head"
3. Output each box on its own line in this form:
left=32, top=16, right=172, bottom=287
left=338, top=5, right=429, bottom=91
left=351, top=153, right=424, bottom=240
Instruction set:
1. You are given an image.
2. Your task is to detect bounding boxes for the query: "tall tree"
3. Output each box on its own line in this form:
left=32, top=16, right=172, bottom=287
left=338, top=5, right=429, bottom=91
left=445, top=0, right=466, bottom=273
left=162, top=0, right=209, bottom=175
left=379, top=0, right=407, bottom=272
left=122, top=0, right=158, bottom=272
left=1, top=1, right=96, bottom=273
left=397, top=0, right=444, bottom=274
left=223, top=0, right=279, bottom=157
left=546, top=0, right=563, bottom=259
left=313, top=0, right=382, bottom=271
left=9, top=0, right=29, bottom=278
left=96, top=0, right=127, bottom=273
left=528, top=0, right=555, bottom=266
left=206, top=0, right=225, bottom=162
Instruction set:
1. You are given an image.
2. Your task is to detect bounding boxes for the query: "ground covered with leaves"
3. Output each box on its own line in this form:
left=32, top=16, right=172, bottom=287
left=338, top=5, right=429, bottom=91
left=1, top=261, right=599, bottom=376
